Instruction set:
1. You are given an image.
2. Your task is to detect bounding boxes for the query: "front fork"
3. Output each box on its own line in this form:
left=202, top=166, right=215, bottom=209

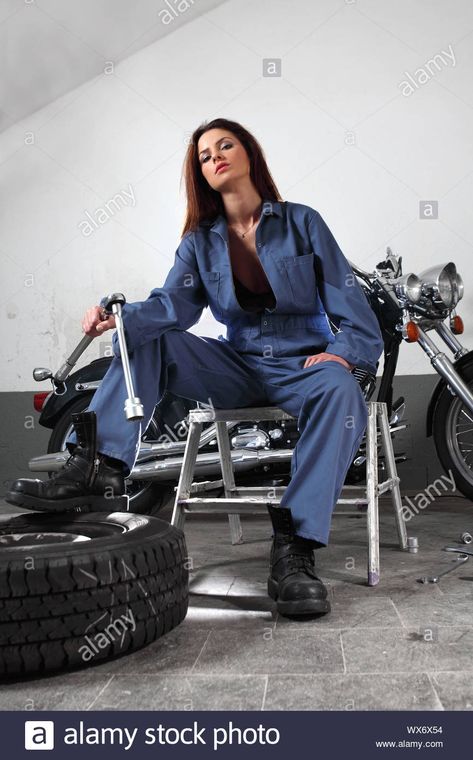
left=404, top=312, right=473, bottom=414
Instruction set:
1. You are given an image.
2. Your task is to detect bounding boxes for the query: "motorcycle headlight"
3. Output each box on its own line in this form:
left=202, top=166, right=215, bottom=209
left=392, top=273, right=422, bottom=303
left=454, top=271, right=464, bottom=303
left=417, top=262, right=461, bottom=308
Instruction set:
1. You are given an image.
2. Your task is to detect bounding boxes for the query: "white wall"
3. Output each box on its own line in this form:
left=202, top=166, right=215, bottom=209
left=2, top=0, right=473, bottom=391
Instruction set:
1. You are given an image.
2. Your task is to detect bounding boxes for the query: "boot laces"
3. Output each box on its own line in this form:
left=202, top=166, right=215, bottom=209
left=50, top=448, right=93, bottom=484
left=274, top=537, right=318, bottom=578
left=285, top=551, right=316, bottom=576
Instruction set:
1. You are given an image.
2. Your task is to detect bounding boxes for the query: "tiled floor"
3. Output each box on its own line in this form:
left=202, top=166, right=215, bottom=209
left=1, top=495, right=473, bottom=710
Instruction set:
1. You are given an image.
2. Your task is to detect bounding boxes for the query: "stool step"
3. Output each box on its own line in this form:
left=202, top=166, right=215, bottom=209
left=177, top=497, right=275, bottom=514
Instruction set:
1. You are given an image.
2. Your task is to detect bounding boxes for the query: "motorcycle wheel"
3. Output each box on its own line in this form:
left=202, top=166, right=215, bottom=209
left=0, top=512, right=188, bottom=678
left=432, top=361, right=473, bottom=500
left=48, top=396, right=174, bottom=516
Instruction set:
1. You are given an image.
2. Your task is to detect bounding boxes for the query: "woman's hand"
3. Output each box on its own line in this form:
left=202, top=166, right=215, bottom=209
left=82, top=305, right=116, bottom=338
left=303, top=352, right=354, bottom=371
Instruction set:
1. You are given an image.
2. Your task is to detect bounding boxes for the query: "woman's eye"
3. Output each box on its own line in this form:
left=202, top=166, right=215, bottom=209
left=201, top=143, right=233, bottom=164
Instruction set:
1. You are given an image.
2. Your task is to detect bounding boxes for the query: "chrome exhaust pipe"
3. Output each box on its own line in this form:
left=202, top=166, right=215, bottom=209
left=131, top=447, right=294, bottom=481
left=29, top=447, right=295, bottom=481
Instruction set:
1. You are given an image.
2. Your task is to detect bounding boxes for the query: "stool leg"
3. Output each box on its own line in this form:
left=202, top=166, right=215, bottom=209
left=378, top=402, right=408, bottom=550
left=366, top=402, right=380, bottom=586
left=171, top=419, right=203, bottom=532
left=215, top=420, right=243, bottom=545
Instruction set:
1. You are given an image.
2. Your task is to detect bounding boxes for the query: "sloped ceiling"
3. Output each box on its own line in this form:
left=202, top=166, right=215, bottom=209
left=0, top=0, right=226, bottom=132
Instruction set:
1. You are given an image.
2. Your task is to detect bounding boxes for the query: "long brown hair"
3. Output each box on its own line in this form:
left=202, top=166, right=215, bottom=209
left=180, top=118, right=283, bottom=236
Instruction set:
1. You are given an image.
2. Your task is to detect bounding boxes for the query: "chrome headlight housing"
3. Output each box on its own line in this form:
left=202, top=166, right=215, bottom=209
left=417, top=262, right=463, bottom=309
left=392, top=273, right=422, bottom=304
left=455, top=271, right=464, bottom=303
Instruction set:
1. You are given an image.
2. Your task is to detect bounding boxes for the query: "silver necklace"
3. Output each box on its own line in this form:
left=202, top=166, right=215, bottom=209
left=228, top=206, right=262, bottom=238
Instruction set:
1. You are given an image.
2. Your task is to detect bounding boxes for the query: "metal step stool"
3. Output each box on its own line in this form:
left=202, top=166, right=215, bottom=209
left=171, top=401, right=408, bottom=585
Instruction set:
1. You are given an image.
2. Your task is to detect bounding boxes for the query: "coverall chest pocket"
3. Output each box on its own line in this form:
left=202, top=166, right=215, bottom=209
left=200, top=270, right=223, bottom=320
left=283, top=252, right=317, bottom=308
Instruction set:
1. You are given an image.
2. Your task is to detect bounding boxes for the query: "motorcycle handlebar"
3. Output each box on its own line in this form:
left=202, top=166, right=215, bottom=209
left=51, top=296, right=126, bottom=385
left=54, top=334, right=95, bottom=383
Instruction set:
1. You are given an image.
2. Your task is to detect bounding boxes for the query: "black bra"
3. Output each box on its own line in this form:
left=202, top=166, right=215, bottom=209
left=233, top=276, right=276, bottom=312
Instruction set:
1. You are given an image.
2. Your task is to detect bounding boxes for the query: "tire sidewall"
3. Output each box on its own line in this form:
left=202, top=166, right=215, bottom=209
left=432, top=360, right=473, bottom=500
left=0, top=512, right=179, bottom=563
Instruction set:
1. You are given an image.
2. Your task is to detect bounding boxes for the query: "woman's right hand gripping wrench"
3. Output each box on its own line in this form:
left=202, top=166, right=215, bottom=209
left=82, top=305, right=116, bottom=338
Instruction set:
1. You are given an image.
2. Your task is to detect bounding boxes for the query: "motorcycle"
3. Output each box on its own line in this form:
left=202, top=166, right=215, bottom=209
left=26, top=247, right=473, bottom=514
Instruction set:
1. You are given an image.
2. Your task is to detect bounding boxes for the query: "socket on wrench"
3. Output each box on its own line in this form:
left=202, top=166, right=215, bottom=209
left=101, top=293, right=144, bottom=421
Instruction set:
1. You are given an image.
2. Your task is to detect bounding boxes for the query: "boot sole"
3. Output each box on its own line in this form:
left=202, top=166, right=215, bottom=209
left=267, top=577, right=331, bottom=616
left=5, top=491, right=130, bottom=513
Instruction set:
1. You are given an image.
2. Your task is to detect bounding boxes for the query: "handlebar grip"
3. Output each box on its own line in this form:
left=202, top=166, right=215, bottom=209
left=54, top=334, right=95, bottom=383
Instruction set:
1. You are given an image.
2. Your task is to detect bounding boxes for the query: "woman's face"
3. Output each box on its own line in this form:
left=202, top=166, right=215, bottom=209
left=197, top=128, right=250, bottom=191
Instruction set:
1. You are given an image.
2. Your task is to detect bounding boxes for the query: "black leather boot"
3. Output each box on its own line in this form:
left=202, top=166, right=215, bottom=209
left=267, top=505, right=330, bottom=616
left=6, top=411, right=129, bottom=513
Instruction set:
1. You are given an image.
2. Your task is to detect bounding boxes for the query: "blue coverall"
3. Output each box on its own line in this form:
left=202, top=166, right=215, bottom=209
left=66, top=200, right=384, bottom=546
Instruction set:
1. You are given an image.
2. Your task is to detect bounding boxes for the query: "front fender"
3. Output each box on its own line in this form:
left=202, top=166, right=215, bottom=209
left=426, top=350, right=473, bottom=437
left=38, top=357, right=112, bottom=430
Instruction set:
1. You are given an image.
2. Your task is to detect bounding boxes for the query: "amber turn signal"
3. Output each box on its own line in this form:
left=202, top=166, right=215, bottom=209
left=450, top=315, right=464, bottom=334
left=405, top=321, right=420, bottom=342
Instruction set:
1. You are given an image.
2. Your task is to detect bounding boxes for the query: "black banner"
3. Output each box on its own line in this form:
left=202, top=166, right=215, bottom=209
left=2, top=710, right=469, bottom=758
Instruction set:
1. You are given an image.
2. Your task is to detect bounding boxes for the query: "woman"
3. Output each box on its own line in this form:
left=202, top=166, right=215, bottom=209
left=7, top=118, right=384, bottom=617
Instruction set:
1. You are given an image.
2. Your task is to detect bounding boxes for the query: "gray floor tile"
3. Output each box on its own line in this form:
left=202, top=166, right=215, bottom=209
left=434, top=571, right=473, bottom=596
left=0, top=672, right=112, bottom=711
left=342, top=626, right=473, bottom=673
left=393, top=596, right=473, bottom=627
left=192, top=628, right=344, bottom=675
left=430, top=672, right=473, bottom=709
left=275, top=596, right=401, bottom=629
left=264, top=673, right=442, bottom=710
left=331, top=579, right=445, bottom=601
left=184, top=593, right=277, bottom=629
left=189, top=574, right=235, bottom=595
left=93, top=674, right=266, bottom=710
left=187, top=555, right=268, bottom=578
left=226, top=579, right=270, bottom=596
left=83, top=627, right=212, bottom=676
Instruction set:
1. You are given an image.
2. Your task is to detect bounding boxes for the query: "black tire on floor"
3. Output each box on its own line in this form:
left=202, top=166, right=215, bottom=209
left=0, top=512, right=189, bottom=679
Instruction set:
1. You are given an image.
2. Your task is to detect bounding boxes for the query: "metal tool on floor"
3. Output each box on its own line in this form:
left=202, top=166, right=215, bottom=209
left=417, top=553, right=469, bottom=583
left=417, top=531, right=473, bottom=583
left=101, top=292, right=144, bottom=421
